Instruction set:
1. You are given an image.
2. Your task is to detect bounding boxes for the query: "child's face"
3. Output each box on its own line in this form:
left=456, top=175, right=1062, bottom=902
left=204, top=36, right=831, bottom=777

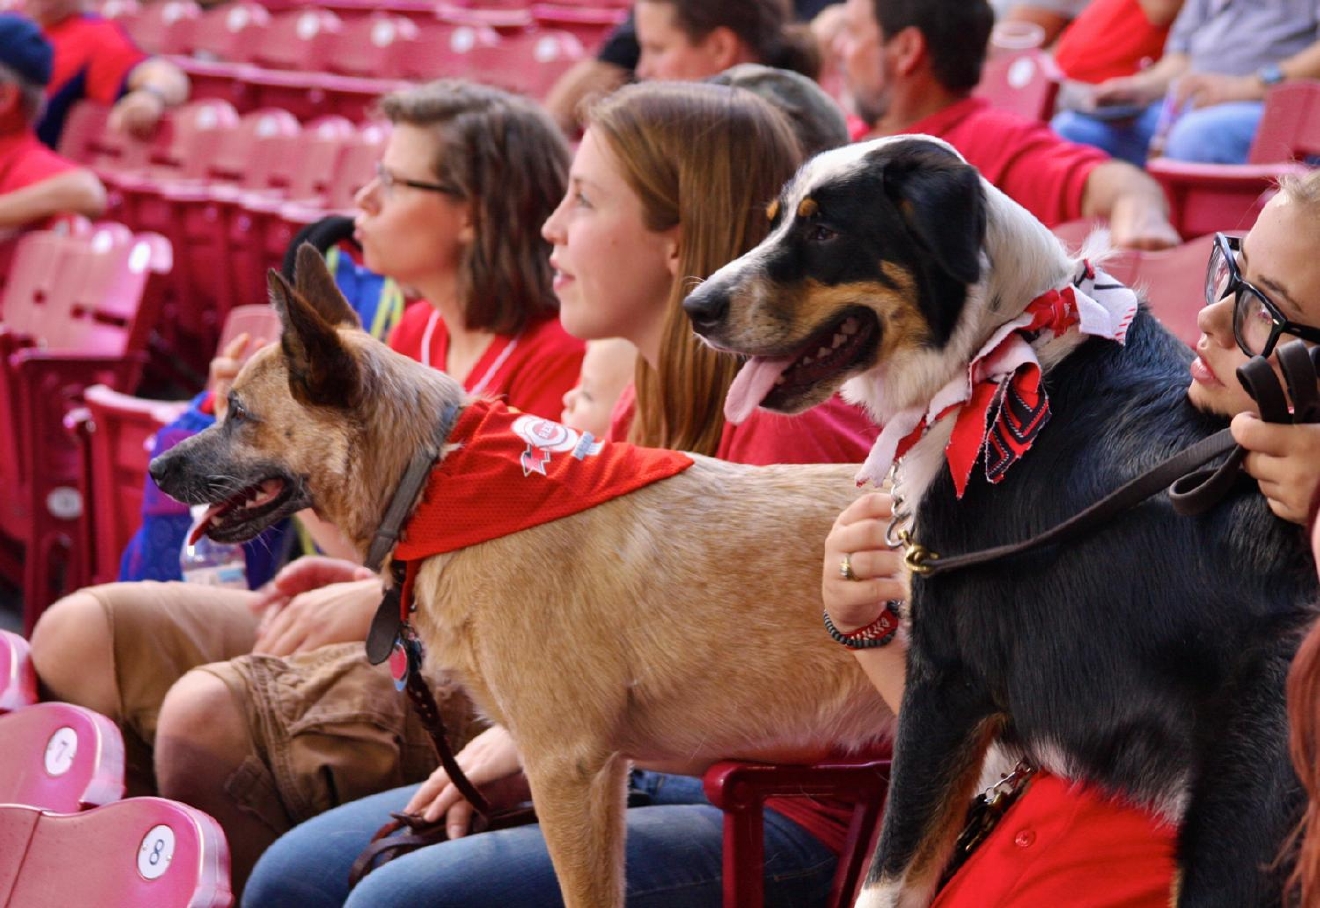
left=560, top=341, right=636, bottom=436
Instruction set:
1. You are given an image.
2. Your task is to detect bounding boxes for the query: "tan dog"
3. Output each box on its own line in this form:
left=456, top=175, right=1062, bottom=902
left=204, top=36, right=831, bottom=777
left=148, top=246, right=893, bottom=908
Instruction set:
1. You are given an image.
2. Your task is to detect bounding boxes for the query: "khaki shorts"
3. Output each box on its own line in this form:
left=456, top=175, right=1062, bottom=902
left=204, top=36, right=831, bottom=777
left=94, top=581, right=484, bottom=833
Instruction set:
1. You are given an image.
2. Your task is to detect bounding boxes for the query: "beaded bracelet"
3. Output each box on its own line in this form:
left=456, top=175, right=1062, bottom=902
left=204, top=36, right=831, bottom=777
left=823, top=601, right=901, bottom=649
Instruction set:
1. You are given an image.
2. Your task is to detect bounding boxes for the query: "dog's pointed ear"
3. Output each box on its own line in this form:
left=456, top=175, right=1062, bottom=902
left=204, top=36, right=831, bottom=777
left=882, top=144, right=986, bottom=286
left=267, top=267, right=363, bottom=410
left=292, top=243, right=362, bottom=329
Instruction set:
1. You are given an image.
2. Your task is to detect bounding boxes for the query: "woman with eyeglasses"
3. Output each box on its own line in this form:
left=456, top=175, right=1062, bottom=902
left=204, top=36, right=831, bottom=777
left=28, top=78, right=584, bottom=897
left=1191, top=168, right=1320, bottom=525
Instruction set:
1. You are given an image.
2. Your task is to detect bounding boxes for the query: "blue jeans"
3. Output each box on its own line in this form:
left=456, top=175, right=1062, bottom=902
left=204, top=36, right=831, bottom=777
left=242, top=770, right=838, bottom=908
left=1052, top=100, right=1264, bottom=166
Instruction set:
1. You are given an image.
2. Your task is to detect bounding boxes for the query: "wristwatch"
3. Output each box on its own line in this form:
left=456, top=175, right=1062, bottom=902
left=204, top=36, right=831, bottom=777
left=1257, top=63, right=1286, bottom=88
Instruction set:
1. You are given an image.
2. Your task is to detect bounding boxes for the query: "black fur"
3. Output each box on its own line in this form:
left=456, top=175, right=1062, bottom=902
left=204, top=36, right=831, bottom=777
left=875, top=309, right=1317, bottom=905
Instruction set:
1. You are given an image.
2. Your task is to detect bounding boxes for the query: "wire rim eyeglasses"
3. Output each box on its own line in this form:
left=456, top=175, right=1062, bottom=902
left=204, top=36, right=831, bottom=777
left=372, top=162, right=464, bottom=199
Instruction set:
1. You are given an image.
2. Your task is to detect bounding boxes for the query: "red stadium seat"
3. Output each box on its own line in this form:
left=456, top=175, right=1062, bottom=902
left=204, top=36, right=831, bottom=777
left=248, top=7, right=342, bottom=71
left=0, top=225, right=173, bottom=627
left=323, top=13, right=420, bottom=77
left=530, top=2, right=625, bottom=51
left=184, top=0, right=271, bottom=61
left=401, top=19, right=504, bottom=81
left=0, top=798, right=232, bottom=907
left=973, top=49, right=1061, bottom=122
left=467, top=27, right=586, bottom=99
left=70, top=304, right=278, bottom=586
left=1146, top=80, right=1320, bottom=237
left=704, top=758, right=891, bottom=908
left=0, top=630, right=36, bottom=713
left=121, top=0, right=200, bottom=54
left=0, top=702, right=124, bottom=811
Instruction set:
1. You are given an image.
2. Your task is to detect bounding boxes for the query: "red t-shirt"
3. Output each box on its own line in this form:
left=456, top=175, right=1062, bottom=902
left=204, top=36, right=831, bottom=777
left=896, top=97, right=1109, bottom=228
left=0, top=129, right=82, bottom=231
left=933, top=771, right=1176, bottom=907
left=38, top=13, right=146, bottom=149
left=0, top=130, right=78, bottom=194
left=387, top=301, right=585, bottom=421
left=1054, top=0, right=1170, bottom=84
left=609, top=384, right=885, bottom=853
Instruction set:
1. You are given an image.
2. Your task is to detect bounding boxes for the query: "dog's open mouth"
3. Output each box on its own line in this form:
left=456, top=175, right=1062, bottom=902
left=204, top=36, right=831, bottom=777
left=724, top=310, right=880, bottom=422
left=190, top=478, right=300, bottom=544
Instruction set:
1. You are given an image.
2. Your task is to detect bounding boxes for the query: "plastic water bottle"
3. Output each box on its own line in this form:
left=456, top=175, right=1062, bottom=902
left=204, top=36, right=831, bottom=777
left=180, top=504, right=249, bottom=588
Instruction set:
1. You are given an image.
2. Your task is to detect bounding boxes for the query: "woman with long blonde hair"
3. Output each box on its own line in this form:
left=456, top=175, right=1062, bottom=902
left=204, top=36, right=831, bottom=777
left=245, top=80, right=880, bottom=908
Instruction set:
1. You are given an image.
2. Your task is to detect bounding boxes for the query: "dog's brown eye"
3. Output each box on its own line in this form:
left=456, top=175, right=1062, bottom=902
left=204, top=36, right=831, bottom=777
left=809, top=225, right=836, bottom=242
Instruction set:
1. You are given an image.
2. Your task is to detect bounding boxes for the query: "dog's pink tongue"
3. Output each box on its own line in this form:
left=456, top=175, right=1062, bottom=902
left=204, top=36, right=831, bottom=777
left=724, top=356, right=795, bottom=424
left=187, top=503, right=226, bottom=546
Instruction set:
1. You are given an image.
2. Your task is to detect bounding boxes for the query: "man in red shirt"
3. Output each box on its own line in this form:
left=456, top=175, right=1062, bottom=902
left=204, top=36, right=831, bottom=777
left=0, top=13, right=105, bottom=233
left=25, top=0, right=189, bottom=149
left=834, top=0, right=1180, bottom=250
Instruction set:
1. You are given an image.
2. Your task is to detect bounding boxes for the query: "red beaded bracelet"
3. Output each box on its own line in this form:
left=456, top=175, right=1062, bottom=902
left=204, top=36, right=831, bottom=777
left=823, top=601, right=901, bottom=649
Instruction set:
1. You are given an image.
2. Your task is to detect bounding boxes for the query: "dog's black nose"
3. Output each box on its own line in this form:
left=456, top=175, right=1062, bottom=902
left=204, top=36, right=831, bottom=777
left=147, top=452, right=174, bottom=488
left=682, top=286, right=728, bottom=335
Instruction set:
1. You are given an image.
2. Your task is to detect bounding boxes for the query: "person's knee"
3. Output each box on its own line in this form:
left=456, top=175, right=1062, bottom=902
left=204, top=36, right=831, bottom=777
left=29, top=590, right=118, bottom=716
left=1163, top=103, right=1261, bottom=164
left=154, top=669, right=250, bottom=795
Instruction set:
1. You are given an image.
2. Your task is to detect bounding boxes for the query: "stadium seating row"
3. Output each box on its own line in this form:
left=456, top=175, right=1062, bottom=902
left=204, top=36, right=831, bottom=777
left=0, top=630, right=232, bottom=907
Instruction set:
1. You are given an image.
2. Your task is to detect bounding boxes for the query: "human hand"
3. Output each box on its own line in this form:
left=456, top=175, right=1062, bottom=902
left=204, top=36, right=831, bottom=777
left=1091, top=73, right=1163, bottom=108
left=251, top=575, right=381, bottom=656
left=1232, top=413, right=1320, bottom=525
left=108, top=88, right=167, bottom=139
left=1175, top=72, right=1266, bottom=109
left=403, top=726, right=529, bottom=836
left=822, top=492, right=907, bottom=631
left=1107, top=196, right=1180, bottom=252
left=209, top=332, right=273, bottom=419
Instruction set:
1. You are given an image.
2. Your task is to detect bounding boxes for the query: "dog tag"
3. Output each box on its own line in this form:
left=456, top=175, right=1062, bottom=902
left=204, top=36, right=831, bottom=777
left=366, top=587, right=403, bottom=665
left=388, top=640, right=410, bottom=691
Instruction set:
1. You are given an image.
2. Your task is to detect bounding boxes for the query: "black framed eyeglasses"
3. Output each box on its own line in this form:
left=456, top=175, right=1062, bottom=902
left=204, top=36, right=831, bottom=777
left=1205, top=232, right=1320, bottom=358
left=372, top=162, right=463, bottom=199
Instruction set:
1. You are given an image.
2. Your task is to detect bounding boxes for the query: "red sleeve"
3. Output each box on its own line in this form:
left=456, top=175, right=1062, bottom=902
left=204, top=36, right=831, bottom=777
left=83, top=19, right=147, bottom=103
left=0, top=135, right=78, bottom=193
left=942, top=105, right=1107, bottom=227
left=496, top=318, right=586, bottom=421
left=716, top=395, right=878, bottom=466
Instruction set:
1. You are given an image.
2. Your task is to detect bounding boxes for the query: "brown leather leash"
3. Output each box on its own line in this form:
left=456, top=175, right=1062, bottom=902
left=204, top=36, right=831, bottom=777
left=900, top=341, right=1320, bottom=579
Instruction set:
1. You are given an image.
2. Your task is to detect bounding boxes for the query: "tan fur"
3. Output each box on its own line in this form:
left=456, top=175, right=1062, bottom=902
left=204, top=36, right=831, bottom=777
left=163, top=256, right=894, bottom=908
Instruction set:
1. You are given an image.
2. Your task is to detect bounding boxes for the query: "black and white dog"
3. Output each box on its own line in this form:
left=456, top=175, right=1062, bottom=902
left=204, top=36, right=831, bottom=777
left=684, top=135, right=1318, bottom=907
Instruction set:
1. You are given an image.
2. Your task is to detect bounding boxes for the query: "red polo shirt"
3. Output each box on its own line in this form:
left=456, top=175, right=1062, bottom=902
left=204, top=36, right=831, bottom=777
left=387, top=301, right=585, bottom=422
left=895, top=96, right=1109, bottom=228
left=38, top=13, right=146, bottom=148
left=0, top=129, right=81, bottom=228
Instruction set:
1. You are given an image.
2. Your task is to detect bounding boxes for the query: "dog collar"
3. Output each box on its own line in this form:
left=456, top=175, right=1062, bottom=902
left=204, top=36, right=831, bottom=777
left=364, top=403, right=461, bottom=667
left=857, top=262, right=1138, bottom=497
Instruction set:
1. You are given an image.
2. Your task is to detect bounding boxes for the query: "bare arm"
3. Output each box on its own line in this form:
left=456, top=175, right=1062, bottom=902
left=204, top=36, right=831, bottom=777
left=0, top=168, right=106, bottom=229
left=1002, top=4, right=1073, bottom=46
left=1176, top=38, right=1320, bottom=109
left=1135, top=0, right=1185, bottom=27
left=542, top=59, right=629, bottom=137
left=110, top=57, right=190, bottom=138
left=1081, top=160, right=1180, bottom=251
left=1092, top=50, right=1190, bottom=106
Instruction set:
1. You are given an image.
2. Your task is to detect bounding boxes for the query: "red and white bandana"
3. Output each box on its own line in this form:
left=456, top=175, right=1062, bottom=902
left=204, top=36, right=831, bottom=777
left=393, top=401, right=694, bottom=595
left=857, top=263, right=1138, bottom=497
